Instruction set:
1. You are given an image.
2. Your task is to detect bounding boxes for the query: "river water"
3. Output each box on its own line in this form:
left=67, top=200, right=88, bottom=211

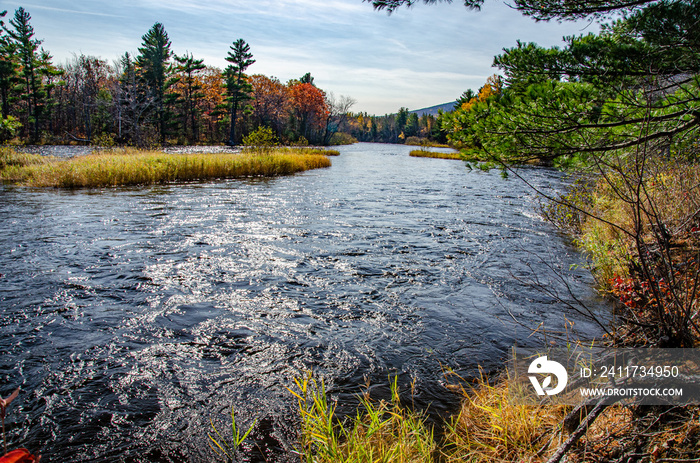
left=0, top=143, right=605, bottom=461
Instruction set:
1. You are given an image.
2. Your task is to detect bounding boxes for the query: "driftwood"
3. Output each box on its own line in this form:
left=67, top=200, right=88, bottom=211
left=64, top=132, right=90, bottom=143
left=547, top=398, right=619, bottom=463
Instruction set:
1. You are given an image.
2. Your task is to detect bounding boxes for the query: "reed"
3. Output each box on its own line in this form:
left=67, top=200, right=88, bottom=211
left=290, top=373, right=436, bottom=463
left=409, top=149, right=462, bottom=160
left=0, top=147, right=331, bottom=188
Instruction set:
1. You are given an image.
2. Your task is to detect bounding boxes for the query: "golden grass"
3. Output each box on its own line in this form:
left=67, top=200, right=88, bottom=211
left=290, top=373, right=436, bottom=463
left=0, top=147, right=331, bottom=188
left=442, top=372, right=567, bottom=463
left=576, top=160, right=700, bottom=288
left=0, top=147, right=54, bottom=171
left=409, top=149, right=462, bottom=160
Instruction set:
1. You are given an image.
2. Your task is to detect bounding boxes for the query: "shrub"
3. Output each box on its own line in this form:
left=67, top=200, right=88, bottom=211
left=242, top=126, right=278, bottom=151
left=329, top=132, right=358, bottom=146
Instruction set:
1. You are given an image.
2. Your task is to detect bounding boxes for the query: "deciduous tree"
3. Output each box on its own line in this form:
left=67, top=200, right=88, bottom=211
left=288, top=82, right=327, bottom=143
left=250, top=74, right=289, bottom=138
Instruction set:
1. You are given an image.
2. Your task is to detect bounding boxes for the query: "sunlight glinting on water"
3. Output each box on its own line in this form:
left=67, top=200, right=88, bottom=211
left=0, top=143, right=606, bottom=461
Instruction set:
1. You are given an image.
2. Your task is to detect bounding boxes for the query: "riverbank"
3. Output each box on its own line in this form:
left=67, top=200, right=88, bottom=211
left=0, top=146, right=332, bottom=188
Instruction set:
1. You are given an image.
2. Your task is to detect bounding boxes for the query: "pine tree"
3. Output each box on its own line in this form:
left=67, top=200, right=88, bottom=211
left=224, top=39, right=255, bottom=146
left=0, top=9, right=19, bottom=119
left=6, top=7, right=43, bottom=141
left=173, top=52, right=206, bottom=144
left=299, top=72, right=315, bottom=86
left=137, top=22, right=172, bottom=145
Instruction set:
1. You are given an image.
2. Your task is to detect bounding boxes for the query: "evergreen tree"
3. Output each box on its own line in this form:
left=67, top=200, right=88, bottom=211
left=6, top=7, right=43, bottom=141
left=405, top=112, right=419, bottom=138
left=224, top=39, right=255, bottom=146
left=37, top=48, right=62, bottom=136
left=365, top=0, right=660, bottom=19
left=0, top=10, right=19, bottom=119
left=136, top=22, right=172, bottom=145
left=299, top=72, right=315, bottom=86
left=173, top=52, right=206, bottom=143
left=455, top=89, right=476, bottom=110
left=396, top=107, right=409, bottom=141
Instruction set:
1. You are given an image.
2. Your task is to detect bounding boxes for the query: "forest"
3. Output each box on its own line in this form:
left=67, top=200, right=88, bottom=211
left=0, top=5, right=461, bottom=148
left=0, top=7, right=359, bottom=147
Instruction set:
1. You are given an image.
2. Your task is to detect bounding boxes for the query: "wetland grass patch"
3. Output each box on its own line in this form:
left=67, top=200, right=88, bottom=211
left=409, top=149, right=462, bottom=160
left=0, top=147, right=331, bottom=188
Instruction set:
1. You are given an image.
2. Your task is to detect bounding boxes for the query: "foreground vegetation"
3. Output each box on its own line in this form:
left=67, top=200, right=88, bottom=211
left=0, top=147, right=331, bottom=188
left=290, top=374, right=436, bottom=462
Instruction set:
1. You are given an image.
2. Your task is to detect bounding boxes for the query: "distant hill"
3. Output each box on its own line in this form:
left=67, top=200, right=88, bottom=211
left=409, top=101, right=457, bottom=117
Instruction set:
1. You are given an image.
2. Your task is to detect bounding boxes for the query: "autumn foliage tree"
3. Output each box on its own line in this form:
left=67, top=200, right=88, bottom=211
left=288, top=82, right=328, bottom=144
left=249, top=74, right=289, bottom=138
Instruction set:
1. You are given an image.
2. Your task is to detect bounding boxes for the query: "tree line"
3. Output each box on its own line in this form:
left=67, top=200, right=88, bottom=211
left=367, top=0, right=699, bottom=167
left=0, top=7, right=356, bottom=146
left=342, top=107, right=449, bottom=145
left=341, top=79, right=505, bottom=146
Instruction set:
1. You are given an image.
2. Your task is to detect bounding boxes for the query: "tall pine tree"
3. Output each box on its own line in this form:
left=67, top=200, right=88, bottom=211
left=6, top=7, right=43, bottom=141
left=137, top=22, right=172, bottom=145
left=173, top=52, right=206, bottom=144
left=224, top=39, right=255, bottom=146
left=0, top=10, right=19, bottom=120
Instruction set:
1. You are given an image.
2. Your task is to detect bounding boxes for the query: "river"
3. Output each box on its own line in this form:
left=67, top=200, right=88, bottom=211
left=0, top=143, right=606, bottom=461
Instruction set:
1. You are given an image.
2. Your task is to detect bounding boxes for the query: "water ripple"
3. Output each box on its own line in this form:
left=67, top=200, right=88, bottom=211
left=0, top=143, right=606, bottom=461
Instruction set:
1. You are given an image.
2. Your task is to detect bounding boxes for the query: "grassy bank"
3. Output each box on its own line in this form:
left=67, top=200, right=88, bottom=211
left=409, top=149, right=462, bottom=160
left=0, top=147, right=332, bottom=188
left=544, top=158, right=700, bottom=347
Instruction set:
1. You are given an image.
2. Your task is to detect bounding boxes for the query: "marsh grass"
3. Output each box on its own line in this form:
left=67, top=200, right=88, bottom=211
left=208, top=406, right=257, bottom=462
left=404, top=137, right=451, bottom=148
left=0, top=147, right=331, bottom=188
left=0, top=147, right=54, bottom=170
left=290, top=373, right=436, bottom=463
left=441, top=371, right=567, bottom=463
left=409, top=149, right=462, bottom=160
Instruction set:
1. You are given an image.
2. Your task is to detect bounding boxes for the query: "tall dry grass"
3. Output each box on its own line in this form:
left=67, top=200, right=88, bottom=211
left=0, top=147, right=331, bottom=188
left=409, top=149, right=462, bottom=160
left=441, top=372, right=566, bottom=463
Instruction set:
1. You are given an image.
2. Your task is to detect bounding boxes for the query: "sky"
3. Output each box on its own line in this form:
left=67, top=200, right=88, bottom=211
left=3, top=0, right=600, bottom=115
